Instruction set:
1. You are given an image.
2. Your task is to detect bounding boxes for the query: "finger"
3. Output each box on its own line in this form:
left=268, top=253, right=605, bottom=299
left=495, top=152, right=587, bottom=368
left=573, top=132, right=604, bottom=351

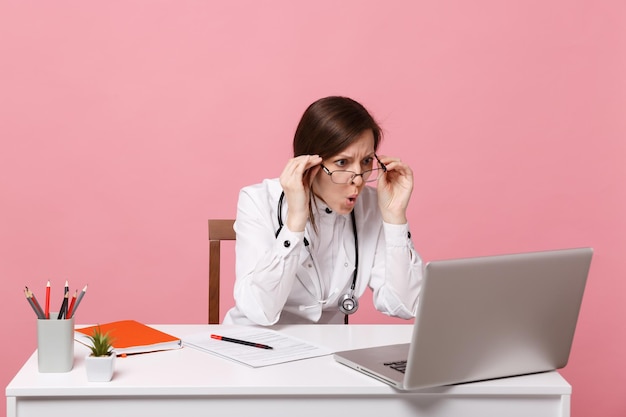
left=385, top=162, right=412, bottom=175
left=302, top=154, right=323, bottom=170
left=280, top=156, right=323, bottom=192
left=288, top=155, right=322, bottom=175
left=281, top=156, right=310, bottom=178
left=377, top=155, right=401, bottom=166
left=378, top=157, right=411, bottom=174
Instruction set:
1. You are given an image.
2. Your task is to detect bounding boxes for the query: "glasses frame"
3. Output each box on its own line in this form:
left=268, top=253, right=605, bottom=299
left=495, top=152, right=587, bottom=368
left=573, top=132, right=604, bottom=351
left=320, top=154, right=388, bottom=185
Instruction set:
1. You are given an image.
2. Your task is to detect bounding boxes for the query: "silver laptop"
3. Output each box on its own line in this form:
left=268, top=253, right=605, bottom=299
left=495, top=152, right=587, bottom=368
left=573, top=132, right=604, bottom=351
left=334, top=247, right=593, bottom=390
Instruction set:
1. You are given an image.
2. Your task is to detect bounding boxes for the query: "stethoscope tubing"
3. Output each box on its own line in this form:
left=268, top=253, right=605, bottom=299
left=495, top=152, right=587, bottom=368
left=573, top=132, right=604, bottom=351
left=275, top=191, right=359, bottom=318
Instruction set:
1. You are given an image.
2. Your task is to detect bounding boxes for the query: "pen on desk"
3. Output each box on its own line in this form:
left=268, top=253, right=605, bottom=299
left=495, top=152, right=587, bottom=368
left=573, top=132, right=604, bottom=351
left=210, top=334, right=274, bottom=350
left=45, top=280, right=51, bottom=319
left=70, top=285, right=87, bottom=318
left=25, top=287, right=45, bottom=319
left=24, top=288, right=45, bottom=319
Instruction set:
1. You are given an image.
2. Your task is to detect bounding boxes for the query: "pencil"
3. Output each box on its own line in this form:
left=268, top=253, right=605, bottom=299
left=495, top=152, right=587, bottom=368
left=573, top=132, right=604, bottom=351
left=56, top=280, right=69, bottom=319
left=45, top=280, right=51, bottom=319
left=66, top=290, right=77, bottom=318
left=63, top=280, right=69, bottom=317
left=24, top=288, right=45, bottom=319
left=70, top=285, right=88, bottom=318
left=57, top=291, right=69, bottom=320
left=25, top=287, right=45, bottom=319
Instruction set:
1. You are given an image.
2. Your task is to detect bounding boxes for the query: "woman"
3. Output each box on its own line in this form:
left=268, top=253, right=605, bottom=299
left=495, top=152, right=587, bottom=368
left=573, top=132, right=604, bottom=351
left=223, top=96, right=423, bottom=325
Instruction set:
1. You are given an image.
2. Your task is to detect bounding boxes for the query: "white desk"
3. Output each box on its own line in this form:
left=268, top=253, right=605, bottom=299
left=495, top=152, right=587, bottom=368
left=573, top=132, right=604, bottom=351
left=6, top=324, right=571, bottom=417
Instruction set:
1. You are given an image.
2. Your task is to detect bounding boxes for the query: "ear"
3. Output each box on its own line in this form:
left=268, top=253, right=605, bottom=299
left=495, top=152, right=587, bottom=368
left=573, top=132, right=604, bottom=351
left=304, top=165, right=321, bottom=188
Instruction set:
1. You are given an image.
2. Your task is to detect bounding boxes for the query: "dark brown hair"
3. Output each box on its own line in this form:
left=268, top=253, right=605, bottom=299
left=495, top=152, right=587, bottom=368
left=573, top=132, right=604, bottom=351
left=293, top=96, right=382, bottom=158
left=292, top=96, right=383, bottom=229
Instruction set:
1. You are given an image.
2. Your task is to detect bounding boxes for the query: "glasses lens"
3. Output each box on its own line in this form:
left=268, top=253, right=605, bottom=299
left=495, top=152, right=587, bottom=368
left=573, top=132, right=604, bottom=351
left=329, top=169, right=384, bottom=184
left=330, top=171, right=354, bottom=184
left=364, top=168, right=382, bottom=183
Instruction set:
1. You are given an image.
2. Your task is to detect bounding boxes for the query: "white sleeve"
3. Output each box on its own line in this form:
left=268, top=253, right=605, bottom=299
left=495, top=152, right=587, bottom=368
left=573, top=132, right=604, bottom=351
left=371, top=222, right=423, bottom=319
left=232, top=186, right=305, bottom=325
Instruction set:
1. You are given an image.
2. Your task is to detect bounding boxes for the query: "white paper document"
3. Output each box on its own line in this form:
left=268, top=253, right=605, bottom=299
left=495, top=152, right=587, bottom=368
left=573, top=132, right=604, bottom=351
left=183, top=327, right=332, bottom=367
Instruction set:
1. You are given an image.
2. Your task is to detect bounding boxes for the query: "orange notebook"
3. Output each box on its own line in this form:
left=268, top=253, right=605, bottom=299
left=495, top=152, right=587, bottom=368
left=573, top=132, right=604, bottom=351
left=75, top=320, right=182, bottom=355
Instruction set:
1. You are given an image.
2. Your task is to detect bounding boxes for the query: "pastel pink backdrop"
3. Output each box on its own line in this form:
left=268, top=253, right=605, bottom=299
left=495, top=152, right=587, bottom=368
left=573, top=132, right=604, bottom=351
left=1, top=1, right=624, bottom=416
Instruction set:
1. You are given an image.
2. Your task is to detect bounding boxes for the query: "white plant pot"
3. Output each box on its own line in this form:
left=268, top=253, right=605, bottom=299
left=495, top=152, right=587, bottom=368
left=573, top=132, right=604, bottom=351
left=85, top=354, right=116, bottom=382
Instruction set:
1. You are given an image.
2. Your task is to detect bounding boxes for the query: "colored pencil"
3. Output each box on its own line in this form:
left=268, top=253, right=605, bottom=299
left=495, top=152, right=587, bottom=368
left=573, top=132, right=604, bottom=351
left=24, top=288, right=45, bottom=319
left=70, top=285, right=88, bottom=318
left=45, top=281, right=51, bottom=319
left=66, top=290, right=78, bottom=318
left=63, top=280, right=69, bottom=313
left=56, top=280, right=69, bottom=319
left=57, top=291, right=69, bottom=320
left=25, top=287, right=45, bottom=318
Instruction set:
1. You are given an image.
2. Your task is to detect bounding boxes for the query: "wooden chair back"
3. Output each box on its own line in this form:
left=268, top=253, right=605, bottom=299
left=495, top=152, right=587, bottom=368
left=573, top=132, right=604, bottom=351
left=208, top=219, right=236, bottom=324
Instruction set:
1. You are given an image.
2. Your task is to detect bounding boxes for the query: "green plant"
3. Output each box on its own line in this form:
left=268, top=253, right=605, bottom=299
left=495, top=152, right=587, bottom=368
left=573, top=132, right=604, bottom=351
left=86, top=325, right=114, bottom=357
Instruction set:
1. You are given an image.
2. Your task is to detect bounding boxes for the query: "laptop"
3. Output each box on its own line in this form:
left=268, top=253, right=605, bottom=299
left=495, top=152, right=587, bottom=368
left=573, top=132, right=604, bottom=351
left=334, top=247, right=593, bottom=390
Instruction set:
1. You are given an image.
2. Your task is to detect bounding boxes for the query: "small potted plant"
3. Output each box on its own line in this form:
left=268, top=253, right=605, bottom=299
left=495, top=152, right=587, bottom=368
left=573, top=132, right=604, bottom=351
left=84, top=325, right=116, bottom=382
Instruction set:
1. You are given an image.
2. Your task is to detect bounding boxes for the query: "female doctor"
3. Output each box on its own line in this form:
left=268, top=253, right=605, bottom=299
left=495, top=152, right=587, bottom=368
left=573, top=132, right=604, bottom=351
left=223, top=96, right=423, bottom=325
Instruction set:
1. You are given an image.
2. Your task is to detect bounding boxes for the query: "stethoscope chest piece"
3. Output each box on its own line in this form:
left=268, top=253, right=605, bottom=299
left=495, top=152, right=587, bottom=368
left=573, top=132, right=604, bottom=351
left=338, top=291, right=359, bottom=315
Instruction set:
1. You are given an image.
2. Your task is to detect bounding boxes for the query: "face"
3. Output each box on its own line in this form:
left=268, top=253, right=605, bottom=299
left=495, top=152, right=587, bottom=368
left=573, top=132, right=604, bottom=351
left=311, top=129, right=376, bottom=215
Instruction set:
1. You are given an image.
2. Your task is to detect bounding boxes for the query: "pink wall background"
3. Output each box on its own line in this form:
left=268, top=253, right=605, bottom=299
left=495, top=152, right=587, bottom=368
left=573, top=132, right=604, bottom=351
left=1, top=1, right=624, bottom=416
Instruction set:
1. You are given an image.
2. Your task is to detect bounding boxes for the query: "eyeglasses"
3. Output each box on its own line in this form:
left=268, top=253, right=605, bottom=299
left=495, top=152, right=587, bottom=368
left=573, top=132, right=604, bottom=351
left=321, top=154, right=387, bottom=185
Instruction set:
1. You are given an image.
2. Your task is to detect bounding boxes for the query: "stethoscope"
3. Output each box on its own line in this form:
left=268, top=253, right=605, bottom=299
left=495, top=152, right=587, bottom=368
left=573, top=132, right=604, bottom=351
left=275, top=191, right=359, bottom=324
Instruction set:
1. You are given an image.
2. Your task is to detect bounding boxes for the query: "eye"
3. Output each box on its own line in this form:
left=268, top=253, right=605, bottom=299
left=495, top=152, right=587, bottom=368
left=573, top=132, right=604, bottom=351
left=362, top=156, right=373, bottom=167
left=334, top=159, right=347, bottom=168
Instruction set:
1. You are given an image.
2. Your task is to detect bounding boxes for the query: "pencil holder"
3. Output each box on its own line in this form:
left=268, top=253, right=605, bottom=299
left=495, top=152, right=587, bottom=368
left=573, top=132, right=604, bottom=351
left=37, top=313, right=75, bottom=373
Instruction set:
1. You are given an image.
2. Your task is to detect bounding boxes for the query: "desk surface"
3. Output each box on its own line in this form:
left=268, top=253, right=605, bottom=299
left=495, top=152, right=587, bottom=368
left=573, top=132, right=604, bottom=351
left=7, top=324, right=572, bottom=417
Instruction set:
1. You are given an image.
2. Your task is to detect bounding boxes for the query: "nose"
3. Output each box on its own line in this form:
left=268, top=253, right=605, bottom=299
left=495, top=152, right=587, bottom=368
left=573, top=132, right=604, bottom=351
left=351, top=173, right=365, bottom=186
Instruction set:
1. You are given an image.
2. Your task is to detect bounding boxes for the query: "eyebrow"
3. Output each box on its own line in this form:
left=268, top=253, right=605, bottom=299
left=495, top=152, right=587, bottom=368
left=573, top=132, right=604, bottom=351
left=332, top=152, right=376, bottom=161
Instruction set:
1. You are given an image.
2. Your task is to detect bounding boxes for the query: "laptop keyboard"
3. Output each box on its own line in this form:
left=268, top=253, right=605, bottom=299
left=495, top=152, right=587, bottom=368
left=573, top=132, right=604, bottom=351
left=384, top=360, right=407, bottom=374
